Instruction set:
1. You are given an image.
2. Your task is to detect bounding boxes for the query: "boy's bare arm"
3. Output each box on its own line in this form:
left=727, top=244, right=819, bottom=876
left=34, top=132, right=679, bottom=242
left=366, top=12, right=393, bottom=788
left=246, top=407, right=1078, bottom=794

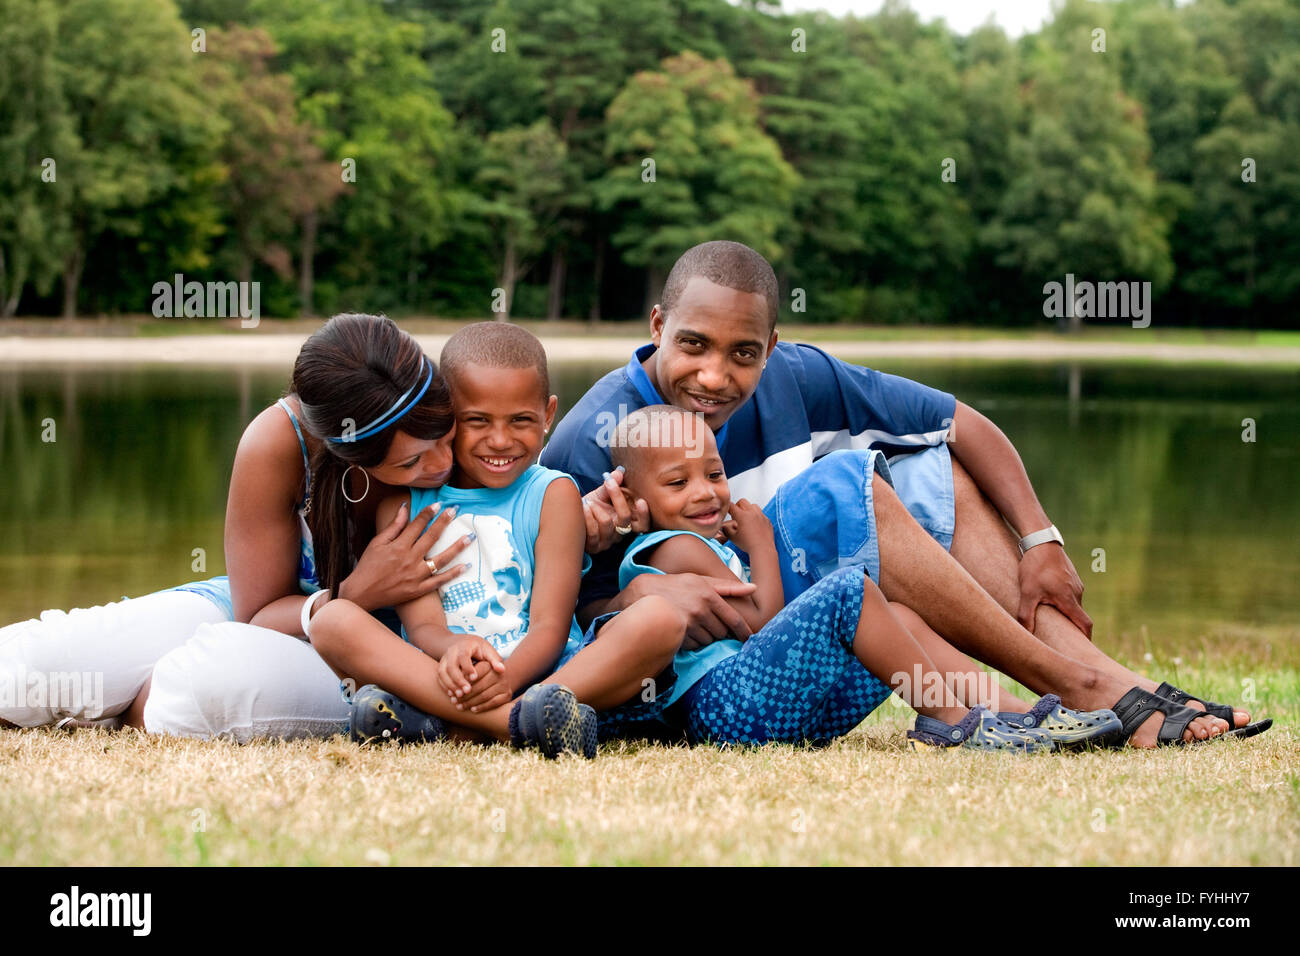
left=718, top=499, right=784, bottom=627
left=498, top=478, right=586, bottom=695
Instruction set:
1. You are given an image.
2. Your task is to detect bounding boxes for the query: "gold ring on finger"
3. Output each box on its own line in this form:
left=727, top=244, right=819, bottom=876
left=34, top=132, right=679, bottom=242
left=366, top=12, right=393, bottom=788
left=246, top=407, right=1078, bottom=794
left=426, top=558, right=439, bottom=575
left=614, top=524, right=632, bottom=536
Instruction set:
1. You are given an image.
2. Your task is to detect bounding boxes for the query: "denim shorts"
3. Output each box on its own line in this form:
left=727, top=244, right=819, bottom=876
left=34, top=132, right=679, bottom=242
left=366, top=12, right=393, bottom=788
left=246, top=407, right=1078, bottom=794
left=886, top=442, right=956, bottom=552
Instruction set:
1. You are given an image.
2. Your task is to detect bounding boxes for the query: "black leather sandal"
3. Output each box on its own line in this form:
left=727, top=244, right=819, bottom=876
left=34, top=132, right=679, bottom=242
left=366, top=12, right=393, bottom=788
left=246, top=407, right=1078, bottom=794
left=1152, top=682, right=1273, bottom=739
left=1111, top=687, right=1224, bottom=747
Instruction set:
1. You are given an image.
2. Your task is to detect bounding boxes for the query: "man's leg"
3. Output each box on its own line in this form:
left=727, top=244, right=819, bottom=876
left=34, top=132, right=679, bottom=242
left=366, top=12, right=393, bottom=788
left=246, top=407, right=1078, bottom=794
left=871, top=471, right=1221, bottom=745
left=946, top=457, right=1245, bottom=729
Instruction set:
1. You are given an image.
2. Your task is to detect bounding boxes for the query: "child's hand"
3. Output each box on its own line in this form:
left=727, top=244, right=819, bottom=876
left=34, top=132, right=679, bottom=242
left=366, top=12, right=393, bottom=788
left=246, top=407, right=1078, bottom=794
left=719, top=498, right=774, bottom=554
left=456, top=660, right=514, bottom=713
left=438, top=635, right=506, bottom=702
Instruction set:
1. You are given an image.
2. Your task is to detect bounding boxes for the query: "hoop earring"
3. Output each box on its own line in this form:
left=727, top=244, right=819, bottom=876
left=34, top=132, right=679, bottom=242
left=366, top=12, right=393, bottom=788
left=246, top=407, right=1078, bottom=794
left=342, top=464, right=370, bottom=504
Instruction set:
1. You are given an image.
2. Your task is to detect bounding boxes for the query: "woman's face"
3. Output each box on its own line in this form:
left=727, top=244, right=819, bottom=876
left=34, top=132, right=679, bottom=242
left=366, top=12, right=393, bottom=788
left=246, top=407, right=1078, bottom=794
left=367, top=426, right=456, bottom=489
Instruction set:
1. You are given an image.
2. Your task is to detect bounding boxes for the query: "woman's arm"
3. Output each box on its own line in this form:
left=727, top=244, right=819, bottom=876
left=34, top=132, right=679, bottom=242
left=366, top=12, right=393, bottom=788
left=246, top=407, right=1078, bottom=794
left=225, top=406, right=312, bottom=627
left=228, top=405, right=470, bottom=634
left=372, top=492, right=462, bottom=659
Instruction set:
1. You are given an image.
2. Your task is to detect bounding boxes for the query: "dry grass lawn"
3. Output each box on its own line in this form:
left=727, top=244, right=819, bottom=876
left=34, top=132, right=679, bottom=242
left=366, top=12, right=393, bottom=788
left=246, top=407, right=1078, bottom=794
left=2, top=661, right=1295, bottom=867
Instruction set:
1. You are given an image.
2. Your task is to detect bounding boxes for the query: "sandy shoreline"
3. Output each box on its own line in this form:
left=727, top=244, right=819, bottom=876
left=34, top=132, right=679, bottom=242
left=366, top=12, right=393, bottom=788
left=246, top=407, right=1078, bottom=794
left=4, top=333, right=1300, bottom=367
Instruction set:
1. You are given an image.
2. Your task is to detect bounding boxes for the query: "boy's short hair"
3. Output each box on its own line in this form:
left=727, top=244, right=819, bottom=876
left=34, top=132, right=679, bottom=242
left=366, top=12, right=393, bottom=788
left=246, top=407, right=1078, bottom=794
left=609, top=405, right=710, bottom=474
left=660, top=240, right=779, bottom=331
left=440, top=321, right=551, bottom=401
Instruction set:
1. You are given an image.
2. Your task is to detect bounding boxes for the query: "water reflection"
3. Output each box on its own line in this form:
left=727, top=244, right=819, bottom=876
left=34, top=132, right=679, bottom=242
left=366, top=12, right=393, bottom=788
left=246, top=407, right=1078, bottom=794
left=2, top=359, right=1297, bottom=665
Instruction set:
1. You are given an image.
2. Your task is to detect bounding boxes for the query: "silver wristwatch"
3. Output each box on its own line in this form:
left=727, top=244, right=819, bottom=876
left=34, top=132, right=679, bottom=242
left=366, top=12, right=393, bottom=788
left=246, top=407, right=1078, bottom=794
left=1017, top=524, right=1064, bottom=555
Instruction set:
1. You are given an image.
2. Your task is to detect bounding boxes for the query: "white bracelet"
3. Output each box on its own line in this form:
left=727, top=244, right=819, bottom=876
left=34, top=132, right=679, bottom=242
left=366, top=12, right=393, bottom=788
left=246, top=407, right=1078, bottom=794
left=1017, top=525, right=1064, bottom=555
left=300, top=588, right=330, bottom=639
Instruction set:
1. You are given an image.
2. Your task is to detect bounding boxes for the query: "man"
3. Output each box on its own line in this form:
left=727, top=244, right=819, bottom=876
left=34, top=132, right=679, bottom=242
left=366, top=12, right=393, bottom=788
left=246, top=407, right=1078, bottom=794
left=541, top=240, right=1260, bottom=747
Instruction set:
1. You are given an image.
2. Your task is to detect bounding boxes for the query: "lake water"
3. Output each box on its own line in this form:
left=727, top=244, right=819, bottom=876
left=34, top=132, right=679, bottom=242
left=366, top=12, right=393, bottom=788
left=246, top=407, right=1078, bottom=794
left=2, top=358, right=1297, bottom=668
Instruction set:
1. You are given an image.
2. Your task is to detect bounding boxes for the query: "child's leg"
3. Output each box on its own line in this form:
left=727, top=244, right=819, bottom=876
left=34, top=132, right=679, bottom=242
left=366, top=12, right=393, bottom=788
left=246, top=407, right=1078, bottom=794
left=685, top=566, right=1032, bottom=745
left=849, top=582, right=968, bottom=725
left=684, top=567, right=891, bottom=745
left=885, top=601, right=1029, bottom=715
left=308, top=599, right=513, bottom=741
left=542, top=596, right=683, bottom=711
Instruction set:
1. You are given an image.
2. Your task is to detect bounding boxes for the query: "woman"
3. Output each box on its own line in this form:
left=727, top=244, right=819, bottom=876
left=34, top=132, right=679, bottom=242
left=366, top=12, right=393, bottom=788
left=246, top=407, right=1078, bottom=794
left=1, top=314, right=472, bottom=739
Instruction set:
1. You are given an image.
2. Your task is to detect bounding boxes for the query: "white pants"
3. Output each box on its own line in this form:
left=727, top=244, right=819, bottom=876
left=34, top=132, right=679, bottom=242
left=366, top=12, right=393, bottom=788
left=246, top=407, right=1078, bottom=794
left=0, top=591, right=349, bottom=740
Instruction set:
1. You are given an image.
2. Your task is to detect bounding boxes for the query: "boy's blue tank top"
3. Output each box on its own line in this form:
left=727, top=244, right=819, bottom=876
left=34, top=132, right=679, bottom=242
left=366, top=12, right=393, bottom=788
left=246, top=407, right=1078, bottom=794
left=619, top=529, right=745, bottom=708
left=408, top=464, right=588, bottom=662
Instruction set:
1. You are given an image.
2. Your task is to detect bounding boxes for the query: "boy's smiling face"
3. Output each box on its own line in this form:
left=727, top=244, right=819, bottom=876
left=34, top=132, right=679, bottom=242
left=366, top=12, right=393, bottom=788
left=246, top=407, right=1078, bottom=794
left=448, top=362, right=557, bottom=490
left=622, top=417, right=731, bottom=538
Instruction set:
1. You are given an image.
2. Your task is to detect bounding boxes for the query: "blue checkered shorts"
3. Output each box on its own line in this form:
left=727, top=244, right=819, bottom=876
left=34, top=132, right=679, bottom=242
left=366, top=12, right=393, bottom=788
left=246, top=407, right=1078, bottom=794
left=681, top=566, right=893, bottom=745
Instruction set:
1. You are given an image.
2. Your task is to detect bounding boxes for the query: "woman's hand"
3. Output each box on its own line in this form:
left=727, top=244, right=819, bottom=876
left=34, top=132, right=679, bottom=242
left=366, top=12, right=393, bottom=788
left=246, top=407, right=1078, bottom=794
left=338, top=502, right=470, bottom=611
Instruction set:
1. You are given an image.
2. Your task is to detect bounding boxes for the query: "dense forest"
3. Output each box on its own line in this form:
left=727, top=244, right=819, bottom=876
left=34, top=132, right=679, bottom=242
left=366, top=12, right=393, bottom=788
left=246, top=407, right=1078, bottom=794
left=2, top=0, right=1297, bottom=326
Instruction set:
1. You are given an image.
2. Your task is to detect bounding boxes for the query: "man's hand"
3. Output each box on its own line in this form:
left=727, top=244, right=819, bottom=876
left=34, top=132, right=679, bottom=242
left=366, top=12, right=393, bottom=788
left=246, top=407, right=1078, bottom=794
left=1017, top=544, right=1093, bottom=639
left=582, top=466, right=650, bottom=553
left=625, top=572, right=757, bottom=649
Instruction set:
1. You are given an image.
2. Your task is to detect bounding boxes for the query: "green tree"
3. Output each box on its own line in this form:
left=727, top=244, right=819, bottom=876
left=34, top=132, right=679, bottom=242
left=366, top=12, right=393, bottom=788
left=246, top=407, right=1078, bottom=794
left=597, top=51, right=798, bottom=314
left=251, top=0, right=463, bottom=313
left=474, top=120, right=571, bottom=319
left=0, top=0, right=75, bottom=316
left=200, top=25, right=342, bottom=308
left=982, top=0, right=1172, bottom=330
left=50, top=0, right=221, bottom=317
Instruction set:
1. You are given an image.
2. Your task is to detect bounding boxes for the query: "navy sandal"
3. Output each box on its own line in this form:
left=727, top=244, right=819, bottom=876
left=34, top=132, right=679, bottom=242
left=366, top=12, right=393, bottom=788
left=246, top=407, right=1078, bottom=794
left=348, top=685, right=446, bottom=744
left=508, top=684, right=597, bottom=759
left=907, top=705, right=1055, bottom=753
left=998, top=694, right=1124, bottom=751
left=1152, top=682, right=1272, bottom=739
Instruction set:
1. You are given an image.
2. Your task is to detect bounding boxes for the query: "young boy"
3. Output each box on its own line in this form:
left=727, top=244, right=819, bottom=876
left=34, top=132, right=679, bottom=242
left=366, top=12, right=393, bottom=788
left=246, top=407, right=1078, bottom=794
left=608, top=405, right=1124, bottom=751
left=309, top=324, right=686, bottom=757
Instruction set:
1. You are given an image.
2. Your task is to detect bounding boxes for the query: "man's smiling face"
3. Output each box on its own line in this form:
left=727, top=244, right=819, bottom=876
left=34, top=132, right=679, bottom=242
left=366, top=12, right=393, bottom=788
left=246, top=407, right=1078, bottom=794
left=645, top=276, right=778, bottom=431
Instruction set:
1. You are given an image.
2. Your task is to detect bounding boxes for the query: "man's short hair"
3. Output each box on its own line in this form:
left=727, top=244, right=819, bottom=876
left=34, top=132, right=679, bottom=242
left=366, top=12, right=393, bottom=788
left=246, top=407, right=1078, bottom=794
left=660, top=240, right=779, bottom=331
left=440, top=321, right=550, bottom=400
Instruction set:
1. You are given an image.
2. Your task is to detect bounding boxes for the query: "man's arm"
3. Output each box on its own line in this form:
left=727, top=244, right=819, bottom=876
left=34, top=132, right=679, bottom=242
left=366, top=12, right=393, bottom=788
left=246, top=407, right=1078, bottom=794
left=947, top=401, right=1093, bottom=638
left=641, top=535, right=769, bottom=636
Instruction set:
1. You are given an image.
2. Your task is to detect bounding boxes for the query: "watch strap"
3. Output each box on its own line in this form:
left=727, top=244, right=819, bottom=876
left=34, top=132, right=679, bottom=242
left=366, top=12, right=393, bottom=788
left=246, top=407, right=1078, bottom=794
left=1018, top=525, right=1063, bottom=555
